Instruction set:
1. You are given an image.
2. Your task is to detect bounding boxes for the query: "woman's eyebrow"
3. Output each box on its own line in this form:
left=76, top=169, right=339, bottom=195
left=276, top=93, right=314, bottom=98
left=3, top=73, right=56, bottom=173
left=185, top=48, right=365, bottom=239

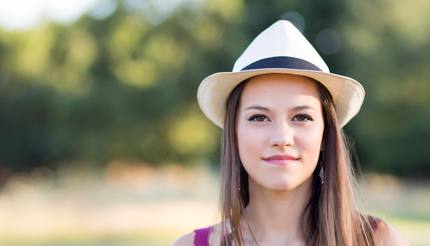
left=244, top=105, right=317, bottom=111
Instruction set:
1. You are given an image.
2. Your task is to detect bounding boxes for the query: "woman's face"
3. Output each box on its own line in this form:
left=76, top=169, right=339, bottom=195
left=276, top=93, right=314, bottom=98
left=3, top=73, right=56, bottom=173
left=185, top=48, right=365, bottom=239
left=236, top=73, right=325, bottom=191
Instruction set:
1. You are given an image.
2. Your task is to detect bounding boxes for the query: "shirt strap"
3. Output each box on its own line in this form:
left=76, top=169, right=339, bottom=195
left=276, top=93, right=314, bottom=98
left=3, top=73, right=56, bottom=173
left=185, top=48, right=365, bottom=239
left=193, top=226, right=213, bottom=246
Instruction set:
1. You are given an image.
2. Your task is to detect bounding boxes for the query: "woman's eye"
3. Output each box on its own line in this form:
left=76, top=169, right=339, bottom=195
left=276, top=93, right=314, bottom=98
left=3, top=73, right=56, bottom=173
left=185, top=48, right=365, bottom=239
left=248, top=114, right=269, bottom=122
left=293, top=114, right=314, bottom=121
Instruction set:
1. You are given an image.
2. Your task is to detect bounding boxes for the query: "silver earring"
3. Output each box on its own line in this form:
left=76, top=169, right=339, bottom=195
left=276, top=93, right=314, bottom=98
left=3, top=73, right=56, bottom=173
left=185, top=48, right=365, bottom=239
left=318, top=150, right=324, bottom=185
left=319, top=166, right=324, bottom=185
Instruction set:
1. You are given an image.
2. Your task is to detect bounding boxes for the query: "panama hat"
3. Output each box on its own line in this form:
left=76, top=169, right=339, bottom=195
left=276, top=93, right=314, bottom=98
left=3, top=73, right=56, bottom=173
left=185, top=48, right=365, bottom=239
left=197, top=20, right=365, bottom=129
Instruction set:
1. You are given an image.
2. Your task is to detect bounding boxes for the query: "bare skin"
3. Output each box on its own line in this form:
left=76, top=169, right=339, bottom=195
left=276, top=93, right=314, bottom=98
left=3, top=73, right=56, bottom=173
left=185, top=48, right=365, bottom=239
left=235, top=74, right=324, bottom=245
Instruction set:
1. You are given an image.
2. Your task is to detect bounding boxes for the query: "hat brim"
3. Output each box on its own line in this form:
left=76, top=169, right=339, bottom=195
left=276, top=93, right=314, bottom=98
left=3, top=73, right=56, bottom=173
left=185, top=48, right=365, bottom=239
left=197, top=68, right=365, bottom=129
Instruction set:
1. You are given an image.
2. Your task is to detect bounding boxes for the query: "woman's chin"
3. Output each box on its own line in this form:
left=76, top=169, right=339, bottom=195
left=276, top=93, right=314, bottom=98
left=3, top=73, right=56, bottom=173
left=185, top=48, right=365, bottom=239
left=257, top=175, right=312, bottom=192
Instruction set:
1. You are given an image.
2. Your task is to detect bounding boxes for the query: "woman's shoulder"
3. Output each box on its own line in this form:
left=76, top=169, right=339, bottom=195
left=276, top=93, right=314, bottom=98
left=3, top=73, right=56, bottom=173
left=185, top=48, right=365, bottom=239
left=173, top=222, right=222, bottom=246
left=173, top=231, right=195, bottom=246
left=367, top=215, right=409, bottom=246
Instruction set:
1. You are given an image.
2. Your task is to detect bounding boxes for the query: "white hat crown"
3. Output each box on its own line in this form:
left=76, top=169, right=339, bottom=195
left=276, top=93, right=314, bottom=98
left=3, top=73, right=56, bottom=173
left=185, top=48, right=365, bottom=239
left=233, top=20, right=329, bottom=73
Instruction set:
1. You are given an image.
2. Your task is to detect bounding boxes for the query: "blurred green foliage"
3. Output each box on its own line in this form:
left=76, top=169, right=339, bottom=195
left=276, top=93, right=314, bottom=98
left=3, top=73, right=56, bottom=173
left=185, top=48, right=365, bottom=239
left=0, top=0, right=429, bottom=177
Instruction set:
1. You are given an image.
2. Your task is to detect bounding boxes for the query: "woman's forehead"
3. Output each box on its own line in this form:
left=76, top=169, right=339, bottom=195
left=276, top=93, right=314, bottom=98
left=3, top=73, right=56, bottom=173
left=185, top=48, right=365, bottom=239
left=239, top=74, right=321, bottom=110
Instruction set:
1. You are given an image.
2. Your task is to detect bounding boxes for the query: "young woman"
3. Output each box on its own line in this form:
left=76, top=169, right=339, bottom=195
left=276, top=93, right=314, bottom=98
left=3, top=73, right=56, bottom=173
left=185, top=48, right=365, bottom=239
left=174, top=20, right=408, bottom=246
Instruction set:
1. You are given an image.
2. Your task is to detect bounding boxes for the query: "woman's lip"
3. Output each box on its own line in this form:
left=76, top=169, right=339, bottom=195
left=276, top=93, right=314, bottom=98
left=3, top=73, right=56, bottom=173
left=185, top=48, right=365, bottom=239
left=261, top=155, right=300, bottom=165
left=261, top=155, right=299, bottom=161
left=262, top=159, right=299, bottom=165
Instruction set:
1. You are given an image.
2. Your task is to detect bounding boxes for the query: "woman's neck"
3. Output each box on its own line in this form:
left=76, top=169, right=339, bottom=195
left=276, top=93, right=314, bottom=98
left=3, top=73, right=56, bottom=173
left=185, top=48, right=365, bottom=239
left=241, top=177, right=312, bottom=245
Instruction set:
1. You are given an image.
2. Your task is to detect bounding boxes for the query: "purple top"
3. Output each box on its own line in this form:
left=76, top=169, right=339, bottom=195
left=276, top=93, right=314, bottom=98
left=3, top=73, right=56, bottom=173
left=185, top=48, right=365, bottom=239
left=193, top=226, right=213, bottom=246
left=192, top=216, right=379, bottom=245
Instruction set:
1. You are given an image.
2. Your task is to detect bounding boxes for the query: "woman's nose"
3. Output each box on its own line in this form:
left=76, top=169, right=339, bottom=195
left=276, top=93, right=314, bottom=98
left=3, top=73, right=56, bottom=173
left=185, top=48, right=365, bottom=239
left=269, top=121, right=294, bottom=148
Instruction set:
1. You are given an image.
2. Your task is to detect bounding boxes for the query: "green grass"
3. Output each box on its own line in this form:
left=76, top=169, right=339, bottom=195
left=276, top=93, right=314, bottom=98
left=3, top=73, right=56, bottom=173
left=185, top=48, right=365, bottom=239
left=0, top=165, right=428, bottom=246
left=0, top=230, right=180, bottom=246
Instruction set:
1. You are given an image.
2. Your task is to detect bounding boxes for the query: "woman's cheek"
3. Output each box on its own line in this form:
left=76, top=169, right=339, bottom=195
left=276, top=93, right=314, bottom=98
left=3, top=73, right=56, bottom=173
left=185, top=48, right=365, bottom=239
left=238, top=126, right=264, bottom=165
left=297, top=128, right=323, bottom=166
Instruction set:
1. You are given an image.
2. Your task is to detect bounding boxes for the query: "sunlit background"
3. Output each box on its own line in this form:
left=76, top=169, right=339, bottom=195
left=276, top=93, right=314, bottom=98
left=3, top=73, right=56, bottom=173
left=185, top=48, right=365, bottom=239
left=0, top=0, right=429, bottom=245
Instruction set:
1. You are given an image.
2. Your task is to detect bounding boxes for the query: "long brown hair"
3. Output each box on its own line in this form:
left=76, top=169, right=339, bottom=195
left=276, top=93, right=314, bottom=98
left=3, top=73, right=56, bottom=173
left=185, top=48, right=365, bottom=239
left=219, top=75, right=376, bottom=245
